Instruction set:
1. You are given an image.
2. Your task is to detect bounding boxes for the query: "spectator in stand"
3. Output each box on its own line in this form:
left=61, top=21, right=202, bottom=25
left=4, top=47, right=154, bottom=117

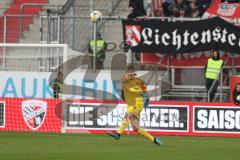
left=205, top=50, right=224, bottom=102
left=145, top=0, right=154, bottom=17
left=151, top=0, right=164, bottom=17
left=187, top=0, right=200, bottom=17
left=233, top=83, right=240, bottom=105
left=128, top=0, right=146, bottom=19
left=53, top=71, right=64, bottom=99
left=162, top=0, right=174, bottom=16
left=179, top=7, right=186, bottom=17
left=168, top=0, right=188, bottom=17
left=164, top=0, right=174, bottom=3
left=199, top=0, right=212, bottom=15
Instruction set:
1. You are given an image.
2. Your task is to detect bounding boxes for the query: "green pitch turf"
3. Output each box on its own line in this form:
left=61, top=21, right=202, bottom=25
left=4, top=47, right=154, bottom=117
left=0, top=132, right=239, bottom=160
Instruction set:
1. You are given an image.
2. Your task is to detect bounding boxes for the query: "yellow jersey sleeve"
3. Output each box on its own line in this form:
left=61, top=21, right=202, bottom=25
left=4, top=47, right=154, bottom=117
left=121, top=74, right=146, bottom=106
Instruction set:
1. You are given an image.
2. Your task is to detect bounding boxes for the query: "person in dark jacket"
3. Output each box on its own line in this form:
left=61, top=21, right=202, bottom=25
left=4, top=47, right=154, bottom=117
left=88, top=33, right=107, bottom=69
left=233, top=83, right=240, bottom=105
left=128, top=0, right=146, bottom=19
left=53, top=71, right=64, bottom=98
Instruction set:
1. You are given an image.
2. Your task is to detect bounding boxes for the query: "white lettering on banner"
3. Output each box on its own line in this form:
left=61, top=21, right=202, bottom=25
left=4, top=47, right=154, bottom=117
left=141, top=28, right=240, bottom=49
left=85, top=107, right=93, bottom=125
left=159, top=109, right=168, bottom=128
left=201, top=30, right=211, bottom=44
left=66, top=105, right=187, bottom=131
left=236, top=112, right=240, bottom=129
left=142, top=28, right=153, bottom=45
left=212, top=27, right=221, bottom=42
left=169, top=109, right=180, bottom=128
left=183, top=30, right=190, bottom=46
left=69, top=106, right=85, bottom=126
left=162, top=33, right=170, bottom=46
left=208, top=110, right=218, bottom=129
left=155, top=29, right=160, bottom=45
left=221, top=29, right=228, bottom=43
left=151, top=108, right=159, bottom=127
left=219, top=110, right=224, bottom=129
left=172, top=30, right=181, bottom=50
left=108, top=107, right=119, bottom=126
left=225, top=111, right=235, bottom=129
left=228, top=34, right=237, bottom=46
left=197, top=110, right=208, bottom=129
left=191, top=32, right=199, bottom=45
left=97, top=107, right=107, bottom=126
left=196, top=109, right=240, bottom=130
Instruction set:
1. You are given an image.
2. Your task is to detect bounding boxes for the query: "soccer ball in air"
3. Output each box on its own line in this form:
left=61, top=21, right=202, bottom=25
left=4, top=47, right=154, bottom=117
left=237, top=95, right=240, bottom=101
left=90, top=11, right=102, bottom=23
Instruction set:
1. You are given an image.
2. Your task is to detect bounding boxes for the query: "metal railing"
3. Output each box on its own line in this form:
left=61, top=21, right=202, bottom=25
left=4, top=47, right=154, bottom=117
left=20, top=3, right=65, bottom=38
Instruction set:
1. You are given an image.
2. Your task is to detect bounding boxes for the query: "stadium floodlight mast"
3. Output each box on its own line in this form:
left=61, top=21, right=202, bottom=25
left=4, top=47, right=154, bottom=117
left=90, top=10, right=103, bottom=71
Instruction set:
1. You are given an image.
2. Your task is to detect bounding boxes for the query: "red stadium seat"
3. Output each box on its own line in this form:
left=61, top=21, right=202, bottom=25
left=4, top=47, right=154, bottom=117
left=0, top=0, right=48, bottom=43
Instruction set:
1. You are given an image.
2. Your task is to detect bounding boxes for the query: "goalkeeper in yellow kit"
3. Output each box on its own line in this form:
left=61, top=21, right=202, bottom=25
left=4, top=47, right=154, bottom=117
left=107, top=65, right=162, bottom=146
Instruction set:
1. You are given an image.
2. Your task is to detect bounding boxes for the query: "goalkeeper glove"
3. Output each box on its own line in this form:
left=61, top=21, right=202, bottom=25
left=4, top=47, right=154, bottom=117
left=140, top=93, right=149, bottom=108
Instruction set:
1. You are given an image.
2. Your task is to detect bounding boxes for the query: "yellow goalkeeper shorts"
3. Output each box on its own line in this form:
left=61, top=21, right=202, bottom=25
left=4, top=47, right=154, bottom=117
left=127, top=97, right=144, bottom=118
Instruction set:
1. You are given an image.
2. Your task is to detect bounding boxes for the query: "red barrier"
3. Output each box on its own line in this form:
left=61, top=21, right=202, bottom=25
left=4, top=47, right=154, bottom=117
left=0, top=98, right=62, bottom=132
left=0, top=98, right=240, bottom=137
left=63, top=100, right=240, bottom=137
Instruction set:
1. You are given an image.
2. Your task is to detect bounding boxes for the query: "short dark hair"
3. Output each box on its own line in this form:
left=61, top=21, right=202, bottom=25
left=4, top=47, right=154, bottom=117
left=126, top=64, right=134, bottom=70
left=57, top=71, right=63, bottom=77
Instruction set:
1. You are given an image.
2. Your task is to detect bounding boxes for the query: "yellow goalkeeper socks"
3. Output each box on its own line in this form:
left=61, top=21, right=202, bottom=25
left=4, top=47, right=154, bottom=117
left=117, top=119, right=129, bottom=134
left=138, top=128, right=154, bottom=142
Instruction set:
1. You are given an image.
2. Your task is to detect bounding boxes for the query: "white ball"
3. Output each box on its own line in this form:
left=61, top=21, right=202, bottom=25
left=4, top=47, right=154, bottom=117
left=90, top=11, right=102, bottom=23
left=237, top=95, right=240, bottom=101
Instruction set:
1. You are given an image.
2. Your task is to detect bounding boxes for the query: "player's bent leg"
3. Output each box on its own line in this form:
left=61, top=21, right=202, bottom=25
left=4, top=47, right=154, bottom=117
left=130, top=116, right=153, bottom=142
left=117, top=116, right=129, bottom=135
left=107, top=114, right=130, bottom=140
left=130, top=114, right=162, bottom=146
left=138, top=127, right=163, bottom=146
left=137, top=128, right=154, bottom=142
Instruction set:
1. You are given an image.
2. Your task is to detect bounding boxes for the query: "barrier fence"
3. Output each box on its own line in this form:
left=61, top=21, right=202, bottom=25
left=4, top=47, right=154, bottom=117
left=0, top=98, right=240, bottom=137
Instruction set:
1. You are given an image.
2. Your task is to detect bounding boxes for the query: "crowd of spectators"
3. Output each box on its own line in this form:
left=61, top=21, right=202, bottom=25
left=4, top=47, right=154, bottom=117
left=129, top=0, right=213, bottom=18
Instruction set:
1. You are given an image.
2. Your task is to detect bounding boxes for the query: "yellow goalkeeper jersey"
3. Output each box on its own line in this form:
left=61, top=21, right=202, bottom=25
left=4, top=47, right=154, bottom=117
left=121, top=74, right=146, bottom=107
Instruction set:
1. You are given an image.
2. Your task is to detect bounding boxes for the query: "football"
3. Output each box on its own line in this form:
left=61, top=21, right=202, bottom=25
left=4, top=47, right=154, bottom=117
left=90, top=10, right=102, bottom=23
left=237, top=95, right=240, bottom=101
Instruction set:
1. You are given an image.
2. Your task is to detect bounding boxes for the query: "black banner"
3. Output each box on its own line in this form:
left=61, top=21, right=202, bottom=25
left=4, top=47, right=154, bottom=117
left=194, top=106, right=240, bottom=132
left=122, top=17, right=240, bottom=54
left=66, top=104, right=188, bottom=131
left=0, top=102, right=4, bottom=127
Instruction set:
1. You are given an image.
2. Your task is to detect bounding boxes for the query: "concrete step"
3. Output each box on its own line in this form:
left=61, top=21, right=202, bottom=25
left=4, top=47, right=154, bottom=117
left=28, top=23, right=41, bottom=32
left=0, top=1, right=9, bottom=15
left=103, top=34, right=122, bottom=42
left=103, top=25, right=122, bottom=33
left=104, top=51, right=127, bottom=69
left=48, top=0, right=68, bottom=5
left=74, top=0, right=90, bottom=6
left=112, top=10, right=128, bottom=17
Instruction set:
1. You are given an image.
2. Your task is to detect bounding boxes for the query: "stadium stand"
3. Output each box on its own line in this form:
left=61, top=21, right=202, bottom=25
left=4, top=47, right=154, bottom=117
left=1, top=0, right=48, bottom=43
left=0, top=0, right=235, bottom=102
left=151, top=0, right=212, bottom=17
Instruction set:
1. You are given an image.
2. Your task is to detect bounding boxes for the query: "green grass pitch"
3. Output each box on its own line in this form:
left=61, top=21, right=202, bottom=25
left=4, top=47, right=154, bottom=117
left=0, top=132, right=239, bottom=160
